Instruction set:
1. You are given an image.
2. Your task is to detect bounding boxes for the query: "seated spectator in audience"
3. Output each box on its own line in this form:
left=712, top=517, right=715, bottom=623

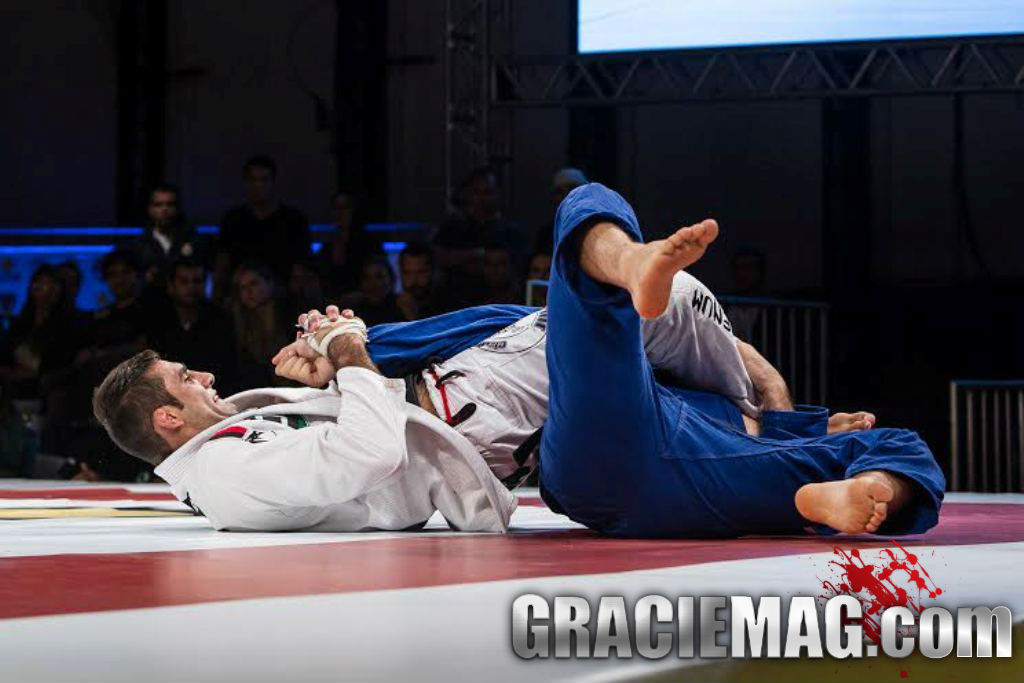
left=480, top=245, right=521, bottom=305
left=0, top=383, right=37, bottom=477
left=147, top=258, right=238, bottom=396
left=725, top=247, right=768, bottom=342
left=339, top=256, right=404, bottom=326
left=230, top=262, right=295, bottom=389
left=214, top=156, right=311, bottom=300
left=87, top=249, right=148, bottom=356
left=435, top=167, right=521, bottom=303
left=525, top=251, right=552, bottom=307
left=289, top=257, right=325, bottom=314
left=396, top=243, right=454, bottom=320
left=533, top=167, right=587, bottom=256
left=0, top=265, right=81, bottom=399
left=131, top=184, right=208, bottom=300
left=318, top=191, right=379, bottom=298
left=55, top=260, right=84, bottom=311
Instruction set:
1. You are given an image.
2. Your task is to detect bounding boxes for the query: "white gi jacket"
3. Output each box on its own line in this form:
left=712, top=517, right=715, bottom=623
left=154, top=367, right=517, bottom=533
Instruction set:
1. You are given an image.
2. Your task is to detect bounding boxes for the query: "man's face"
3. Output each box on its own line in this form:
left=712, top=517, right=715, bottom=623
left=333, top=193, right=353, bottom=228
left=170, top=265, right=205, bottom=307
left=148, top=190, right=178, bottom=228
left=400, top=255, right=432, bottom=299
left=104, top=262, right=138, bottom=303
left=528, top=253, right=552, bottom=281
left=360, top=263, right=393, bottom=301
left=483, top=249, right=511, bottom=288
left=244, top=166, right=275, bottom=205
left=153, top=360, right=237, bottom=434
left=468, top=174, right=499, bottom=219
left=237, top=270, right=271, bottom=309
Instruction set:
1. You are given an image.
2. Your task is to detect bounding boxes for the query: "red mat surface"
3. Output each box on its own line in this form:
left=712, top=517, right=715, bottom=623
left=0, top=502, right=1019, bottom=620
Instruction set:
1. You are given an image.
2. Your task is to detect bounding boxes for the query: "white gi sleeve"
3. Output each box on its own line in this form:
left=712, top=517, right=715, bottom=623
left=641, top=271, right=761, bottom=416
left=199, top=367, right=409, bottom=516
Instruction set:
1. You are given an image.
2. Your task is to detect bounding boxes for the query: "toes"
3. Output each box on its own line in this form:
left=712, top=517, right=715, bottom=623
left=699, top=219, right=719, bottom=244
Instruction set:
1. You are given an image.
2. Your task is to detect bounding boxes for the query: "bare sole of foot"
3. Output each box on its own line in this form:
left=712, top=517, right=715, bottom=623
left=628, top=219, right=719, bottom=319
left=827, top=411, right=876, bottom=434
left=794, top=477, right=893, bottom=534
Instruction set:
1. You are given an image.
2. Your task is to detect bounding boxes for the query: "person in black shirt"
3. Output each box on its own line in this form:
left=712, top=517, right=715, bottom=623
left=147, top=258, right=238, bottom=396
left=338, top=256, right=404, bottom=326
left=532, top=167, right=588, bottom=256
left=435, top=166, right=522, bottom=304
left=395, top=243, right=457, bottom=320
left=230, top=261, right=296, bottom=390
left=130, top=184, right=209, bottom=301
left=214, top=156, right=311, bottom=300
left=317, top=191, right=379, bottom=298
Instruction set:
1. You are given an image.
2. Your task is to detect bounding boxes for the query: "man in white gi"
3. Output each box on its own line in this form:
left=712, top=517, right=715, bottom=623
left=92, top=324, right=517, bottom=533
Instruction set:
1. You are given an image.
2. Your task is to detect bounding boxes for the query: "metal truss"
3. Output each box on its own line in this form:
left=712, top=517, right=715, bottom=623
left=444, top=0, right=498, bottom=210
left=491, top=38, right=1024, bottom=107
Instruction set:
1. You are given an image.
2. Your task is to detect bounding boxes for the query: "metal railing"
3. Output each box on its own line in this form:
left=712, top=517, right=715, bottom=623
left=949, top=380, right=1024, bottom=492
left=720, top=296, right=830, bottom=406
left=524, top=281, right=829, bottom=406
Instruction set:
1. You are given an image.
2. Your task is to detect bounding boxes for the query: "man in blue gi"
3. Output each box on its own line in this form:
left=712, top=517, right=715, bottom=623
left=536, top=183, right=944, bottom=538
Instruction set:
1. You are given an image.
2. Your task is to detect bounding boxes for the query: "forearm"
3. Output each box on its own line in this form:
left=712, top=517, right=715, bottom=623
left=326, top=333, right=380, bottom=374
left=736, top=340, right=793, bottom=411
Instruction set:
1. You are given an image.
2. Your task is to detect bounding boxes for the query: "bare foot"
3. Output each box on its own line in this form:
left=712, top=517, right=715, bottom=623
left=794, top=476, right=893, bottom=534
left=827, top=411, right=876, bottom=434
left=627, top=219, right=719, bottom=319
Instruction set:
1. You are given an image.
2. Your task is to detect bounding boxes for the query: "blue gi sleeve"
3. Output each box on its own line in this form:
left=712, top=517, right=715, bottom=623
left=367, top=304, right=538, bottom=377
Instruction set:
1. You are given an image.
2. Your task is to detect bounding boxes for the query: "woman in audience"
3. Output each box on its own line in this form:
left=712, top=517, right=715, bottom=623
left=0, top=265, right=81, bottom=400
left=230, top=262, right=294, bottom=389
left=338, top=255, right=404, bottom=326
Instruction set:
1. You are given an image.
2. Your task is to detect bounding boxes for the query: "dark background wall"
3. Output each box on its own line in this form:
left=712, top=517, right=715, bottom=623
left=0, top=1, right=119, bottom=225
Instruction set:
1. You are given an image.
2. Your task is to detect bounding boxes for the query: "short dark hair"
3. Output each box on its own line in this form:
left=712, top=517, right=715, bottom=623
left=399, top=242, right=433, bottom=269
left=149, top=183, right=180, bottom=201
left=243, top=155, right=277, bottom=179
left=100, top=249, right=140, bottom=278
left=169, top=257, right=205, bottom=280
left=361, top=255, right=395, bottom=285
left=93, top=350, right=182, bottom=465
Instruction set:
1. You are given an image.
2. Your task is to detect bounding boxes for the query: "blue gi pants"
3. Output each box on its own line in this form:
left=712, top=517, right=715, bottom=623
left=539, top=183, right=945, bottom=538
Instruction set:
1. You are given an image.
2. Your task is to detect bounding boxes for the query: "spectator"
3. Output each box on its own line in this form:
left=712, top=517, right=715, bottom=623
left=289, top=257, right=325, bottom=314
left=525, top=251, right=552, bottom=307
left=88, top=249, right=147, bottom=354
left=435, top=166, right=521, bottom=303
left=480, top=245, right=521, bottom=305
left=396, top=243, right=452, bottom=320
left=131, top=184, right=209, bottom=298
left=533, top=167, right=587, bottom=255
left=318, top=192, right=379, bottom=298
left=230, top=262, right=294, bottom=389
left=147, top=258, right=238, bottom=396
left=339, top=256, right=404, bottom=326
left=0, top=265, right=79, bottom=399
left=725, top=248, right=768, bottom=342
left=55, top=260, right=83, bottom=311
left=0, top=383, right=37, bottom=477
left=214, top=156, right=311, bottom=299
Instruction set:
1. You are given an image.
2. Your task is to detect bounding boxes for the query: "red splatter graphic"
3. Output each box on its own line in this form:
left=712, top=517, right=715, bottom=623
left=818, top=540, right=943, bottom=645
left=901, top=670, right=909, bottom=678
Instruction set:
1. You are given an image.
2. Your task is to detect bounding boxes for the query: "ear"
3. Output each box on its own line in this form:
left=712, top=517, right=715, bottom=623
left=152, top=405, right=184, bottom=434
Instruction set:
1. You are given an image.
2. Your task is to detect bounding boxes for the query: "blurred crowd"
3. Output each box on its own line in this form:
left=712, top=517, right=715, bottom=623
left=0, top=156, right=588, bottom=481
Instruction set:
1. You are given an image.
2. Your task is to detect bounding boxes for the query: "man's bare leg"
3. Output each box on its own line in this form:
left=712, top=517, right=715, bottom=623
left=794, top=470, right=914, bottom=533
left=579, top=220, right=719, bottom=318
